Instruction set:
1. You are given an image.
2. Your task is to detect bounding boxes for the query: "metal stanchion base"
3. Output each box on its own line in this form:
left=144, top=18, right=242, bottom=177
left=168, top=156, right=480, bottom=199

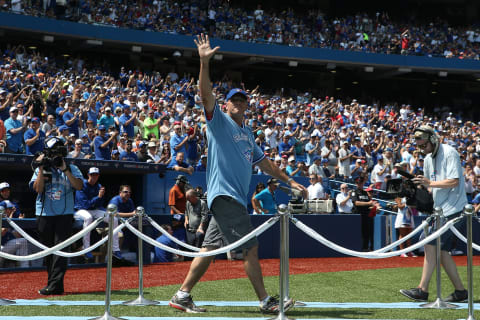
left=122, top=295, right=159, bottom=306
left=420, top=298, right=459, bottom=309
left=458, top=316, right=476, bottom=320
left=88, top=312, right=128, bottom=320
left=0, top=298, right=15, bottom=305
left=268, top=314, right=295, bottom=320
left=294, top=301, right=306, bottom=306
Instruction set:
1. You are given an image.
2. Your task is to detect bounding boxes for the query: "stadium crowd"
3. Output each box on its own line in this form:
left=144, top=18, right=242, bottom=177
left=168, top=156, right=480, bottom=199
left=1, top=43, right=480, bottom=203
left=1, top=0, right=480, bottom=59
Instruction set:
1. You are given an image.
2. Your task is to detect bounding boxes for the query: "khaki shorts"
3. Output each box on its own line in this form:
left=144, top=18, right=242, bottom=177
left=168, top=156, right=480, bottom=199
left=202, top=195, right=258, bottom=251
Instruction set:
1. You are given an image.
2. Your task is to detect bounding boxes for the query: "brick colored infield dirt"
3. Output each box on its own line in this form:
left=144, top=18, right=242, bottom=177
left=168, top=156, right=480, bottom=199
left=1, top=256, right=478, bottom=300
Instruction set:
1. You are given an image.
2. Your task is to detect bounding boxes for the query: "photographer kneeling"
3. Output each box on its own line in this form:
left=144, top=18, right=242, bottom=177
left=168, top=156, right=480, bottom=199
left=399, top=125, right=468, bottom=303
left=30, top=137, right=83, bottom=295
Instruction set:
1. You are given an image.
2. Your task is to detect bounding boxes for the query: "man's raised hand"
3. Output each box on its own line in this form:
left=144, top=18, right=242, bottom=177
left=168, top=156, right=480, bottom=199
left=194, top=33, right=220, bottom=62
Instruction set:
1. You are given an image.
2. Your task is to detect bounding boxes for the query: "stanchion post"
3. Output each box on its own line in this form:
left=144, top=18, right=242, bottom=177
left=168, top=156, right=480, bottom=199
left=122, top=207, right=159, bottom=306
left=0, top=206, right=15, bottom=306
left=269, top=204, right=293, bottom=320
left=420, top=207, right=458, bottom=309
left=89, top=204, right=127, bottom=320
left=463, top=204, right=475, bottom=320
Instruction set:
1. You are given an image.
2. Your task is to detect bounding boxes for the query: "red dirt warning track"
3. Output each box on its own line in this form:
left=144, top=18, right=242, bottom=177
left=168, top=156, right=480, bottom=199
left=1, top=256, right=477, bottom=300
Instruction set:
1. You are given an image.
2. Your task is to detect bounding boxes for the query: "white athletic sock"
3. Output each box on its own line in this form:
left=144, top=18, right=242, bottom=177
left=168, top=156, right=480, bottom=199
left=176, top=290, right=190, bottom=299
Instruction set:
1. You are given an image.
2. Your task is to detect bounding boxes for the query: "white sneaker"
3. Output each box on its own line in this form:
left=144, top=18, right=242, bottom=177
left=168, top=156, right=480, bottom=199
left=400, top=253, right=408, bottom=258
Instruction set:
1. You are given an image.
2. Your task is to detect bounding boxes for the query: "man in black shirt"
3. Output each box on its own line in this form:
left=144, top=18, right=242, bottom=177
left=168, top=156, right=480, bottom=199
left=351, top=176, right=378, bottom=251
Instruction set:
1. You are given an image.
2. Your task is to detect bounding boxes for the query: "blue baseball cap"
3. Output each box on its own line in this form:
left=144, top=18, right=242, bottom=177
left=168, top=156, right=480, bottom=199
left=226, top=88, right=248, bottom=101
left=59, top=125, right=69, bottom=131
left=112, top=150, right=119, bottom=155
left=313, top=156, right=321, bottom=162
left=321, top=159, right=328, bottom=164
left=98, top=125, right=106, bottom=130
left=377, top=155, right=383, bottom=160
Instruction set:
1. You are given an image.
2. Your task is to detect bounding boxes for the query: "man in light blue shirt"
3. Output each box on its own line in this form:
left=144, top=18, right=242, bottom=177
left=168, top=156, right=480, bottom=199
left=169, top=34, right=307, bottom=315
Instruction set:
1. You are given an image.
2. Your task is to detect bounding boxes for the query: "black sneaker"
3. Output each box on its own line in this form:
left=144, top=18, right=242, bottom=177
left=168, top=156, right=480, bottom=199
left=260, top=295, right=295, bottom=314
left=444, top=289, right=468, bottom=302
left=38, top=286, right=64, bottom=296
left=169, top=294, right=206, bottom=313
left=399, top=288, right=428, bottom=302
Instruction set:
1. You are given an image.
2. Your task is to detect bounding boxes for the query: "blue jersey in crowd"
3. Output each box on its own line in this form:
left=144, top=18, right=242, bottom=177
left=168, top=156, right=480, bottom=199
left=74, top=179, right=105, bottom=210
left=94, top=135, right=112, bottom=160
left=109, top=195, right=135, bottom=214
left=153, top=234, right=178, bottom=262
left=4, top=118, right=23, bottom=153
left=24, top=128, right=45, bottom=155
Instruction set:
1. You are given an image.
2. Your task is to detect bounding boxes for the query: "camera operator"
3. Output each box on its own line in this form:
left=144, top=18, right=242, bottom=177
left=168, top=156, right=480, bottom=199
left=400, top=125, right=468, bottom=303
left=30, top=137, right=83, bottom=295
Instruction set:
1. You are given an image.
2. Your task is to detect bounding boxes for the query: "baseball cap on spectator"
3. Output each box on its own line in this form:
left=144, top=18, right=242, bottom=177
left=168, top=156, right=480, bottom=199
left=321, top=159, right=328, bottom=164
left=175, top=175, right=189, bottom=184
left=9, top=106, right=18, bottom=113
left=59, top=125, right=69, bottom=131
left=377, top=155, right=384, bottom=160
left=313, top=156, right=321, bottom=162
left=0, top=182, right=10, bottom=190
left=267, top=178, right=280, bottom=186
left=88, top=167, right=100, bottom=174
left=356, top=159, right=362, bottom=163
left=365, top=186, right=373, bottom=192
left=267, top=119, right=273, bottom=124
left=98, top=125, right=106, bottom=131
left=147, top=141, right=156, bottom=148
left=0, top=200, right=13, bottom=208
left=75, top=139, right=82, bottom=145
left=288, top=156, right=295, bottom=162
left=32, top=117, right=40, bottom=123
left=257, top=130, right=263, bottom=136
left=112, top=150, right=119, bottom=155
left=274, top=156, right=282, bottom=161
left=226, top=88, right=248, bottom=101
left=105, top=107, right=112, bottom=112
left=201, top=154, right=207, bottom=159
left=139, top=141, right=147, bottom=148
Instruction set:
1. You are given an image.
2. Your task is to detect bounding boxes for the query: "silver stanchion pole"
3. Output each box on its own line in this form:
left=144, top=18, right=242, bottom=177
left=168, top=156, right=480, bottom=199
left=463, top=204, right=475, bottom=320
left=123, top=207, right=158, bottom=306
left=421, top=207, right=458, bottom=309
left=269, top=204, right=293, bottom=320
left=0, top=206, right=15, bottom=306
left=89, top=204, right=127, bottom=320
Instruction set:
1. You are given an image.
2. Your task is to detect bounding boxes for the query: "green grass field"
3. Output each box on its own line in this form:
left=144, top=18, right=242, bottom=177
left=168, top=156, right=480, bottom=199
left=1, top=266, right=479, bottom=319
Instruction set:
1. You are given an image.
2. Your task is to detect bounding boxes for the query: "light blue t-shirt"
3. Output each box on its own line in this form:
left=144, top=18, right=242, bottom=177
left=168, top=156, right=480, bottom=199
left=423, top=144, right=467, bottom=217
left=4, top=117, right=23, bottom=152
left=205, top=104, right=265, bottom=208
left=254, top=188, right=277, bottom=214
left=30, top=164, right=83, bottom=216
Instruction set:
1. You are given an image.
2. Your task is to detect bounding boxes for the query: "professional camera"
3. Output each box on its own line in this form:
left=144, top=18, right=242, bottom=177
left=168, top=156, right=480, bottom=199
left=32, top=137, right=68, bottom=176
left=385, top=167, right=433, bottom=214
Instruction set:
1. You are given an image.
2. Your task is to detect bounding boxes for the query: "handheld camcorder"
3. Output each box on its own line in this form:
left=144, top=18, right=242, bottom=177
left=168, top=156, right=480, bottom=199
left=32, top=138, right=68, bottom=177
left=385, top=166, right=434, bottom=214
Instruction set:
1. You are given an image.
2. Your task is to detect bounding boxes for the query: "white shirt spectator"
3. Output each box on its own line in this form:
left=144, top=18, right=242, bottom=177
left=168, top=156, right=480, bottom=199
left=336, top=192, right=353, bottom=213
left=307, top=182, right=325, bottom=200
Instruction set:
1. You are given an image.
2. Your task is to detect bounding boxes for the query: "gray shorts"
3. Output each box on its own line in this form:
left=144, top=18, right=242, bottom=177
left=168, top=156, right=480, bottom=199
left=420, top=211, right=464, bottom=251
left=202, top=195, right=258, bottom=251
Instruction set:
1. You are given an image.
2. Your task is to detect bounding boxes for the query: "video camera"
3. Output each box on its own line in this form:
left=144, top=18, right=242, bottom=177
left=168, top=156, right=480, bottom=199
left=385, top=166, right=433, bottom=214
left=32, top=138, right=68, bottom=177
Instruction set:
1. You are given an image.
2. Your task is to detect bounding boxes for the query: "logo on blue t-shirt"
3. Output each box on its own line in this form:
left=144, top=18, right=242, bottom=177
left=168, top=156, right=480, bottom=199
left=243, top=149, right=253, bottom=163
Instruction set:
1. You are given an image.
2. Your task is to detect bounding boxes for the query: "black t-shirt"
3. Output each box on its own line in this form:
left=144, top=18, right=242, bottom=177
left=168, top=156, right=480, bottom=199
left=351, top=188, right=370, bottom=215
